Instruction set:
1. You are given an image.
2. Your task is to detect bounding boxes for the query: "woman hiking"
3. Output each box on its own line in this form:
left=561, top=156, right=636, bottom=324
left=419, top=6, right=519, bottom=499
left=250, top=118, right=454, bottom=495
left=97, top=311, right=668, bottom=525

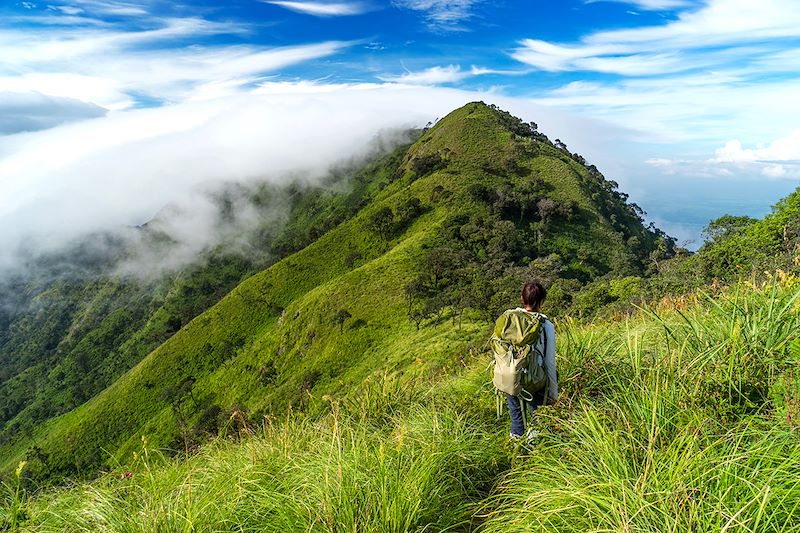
left=497, top=281, right=558, bottom=440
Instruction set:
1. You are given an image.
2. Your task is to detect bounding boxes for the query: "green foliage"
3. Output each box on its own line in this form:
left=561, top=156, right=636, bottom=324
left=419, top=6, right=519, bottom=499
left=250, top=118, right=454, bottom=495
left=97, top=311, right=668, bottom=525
left=480, top=280, right=800, bottom=533
left=7, top=102, right=800, bottom=531
left=0, top=138, right=418, bottom=478
left=684, top=187, right=800, bottom=283
left=403, top=104, right=669, bottom=325
left=7, top=278, right=800, bottom=532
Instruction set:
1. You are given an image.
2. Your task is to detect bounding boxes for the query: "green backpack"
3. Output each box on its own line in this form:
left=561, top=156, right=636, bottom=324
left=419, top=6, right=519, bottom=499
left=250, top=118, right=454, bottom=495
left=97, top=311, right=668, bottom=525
left=490, top=308, right=548, bottom=400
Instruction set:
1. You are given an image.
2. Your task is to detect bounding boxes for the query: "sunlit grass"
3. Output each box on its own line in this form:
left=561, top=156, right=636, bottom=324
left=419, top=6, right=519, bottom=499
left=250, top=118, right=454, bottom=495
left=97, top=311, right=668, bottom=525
left=6, top=278, right=800, bottom=532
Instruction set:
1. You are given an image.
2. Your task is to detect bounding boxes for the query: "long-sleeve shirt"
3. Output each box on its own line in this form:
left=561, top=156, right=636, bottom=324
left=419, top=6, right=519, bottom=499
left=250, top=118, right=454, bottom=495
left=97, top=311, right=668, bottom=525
left=537, top=319, right=558, bottom=401
left=515, top=308, right=558, bottom=401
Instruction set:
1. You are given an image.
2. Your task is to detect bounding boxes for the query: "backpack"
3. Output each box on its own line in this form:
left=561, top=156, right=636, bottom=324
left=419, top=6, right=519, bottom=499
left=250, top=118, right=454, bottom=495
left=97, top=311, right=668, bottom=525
left=490, top=309, right=548, bottom=400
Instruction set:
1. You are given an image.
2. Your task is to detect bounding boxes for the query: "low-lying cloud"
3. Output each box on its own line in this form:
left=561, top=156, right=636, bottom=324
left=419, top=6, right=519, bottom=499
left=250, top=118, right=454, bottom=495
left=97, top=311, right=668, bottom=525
left=0, top=83, right=638, bottom=278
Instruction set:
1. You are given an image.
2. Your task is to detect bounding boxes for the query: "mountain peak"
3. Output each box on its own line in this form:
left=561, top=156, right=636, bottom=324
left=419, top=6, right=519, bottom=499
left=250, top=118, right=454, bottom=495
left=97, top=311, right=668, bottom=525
left=403, top=101, right=539, bottom=176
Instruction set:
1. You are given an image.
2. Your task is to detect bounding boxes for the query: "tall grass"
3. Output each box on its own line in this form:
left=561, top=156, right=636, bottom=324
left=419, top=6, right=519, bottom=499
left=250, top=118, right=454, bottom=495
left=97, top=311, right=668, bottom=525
left=18, top=381, right=507, bottom=532
left=481, top=278, right=800, bottom=533
left=7, top=279, right=800, bottom=532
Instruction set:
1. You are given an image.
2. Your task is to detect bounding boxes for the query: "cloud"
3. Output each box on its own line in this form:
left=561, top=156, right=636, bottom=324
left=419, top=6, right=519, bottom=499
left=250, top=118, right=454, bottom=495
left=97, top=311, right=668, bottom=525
left=0, top=91, right=107, bottom=134
left=645, top=158, right=676, bottom=167
left=0, top=12, right=352, bottom=109
left=66, top=0, right=149, bottom=17
left=392, top=0, right=480, bottom=31
left=530, top=72, right=800, bottom=156
left=378, top=64, right=519, bottom=85
left=762, top=164, right=787, bottom=178
left=514, top=0, right=800, bottom=75
left=50, top=5, right=85, bottom=16
left=263, top=0, right=372, bottom=16
left=0, top=7, right=353, bottom=113
left=711, top=131, right=800, bottom=163
left=379, top=64, right=468, bottom=84
left=586, top=0, right=693, bottom=9
left=706, top=131, right=800, bottom=180
left=0, top=82, right=638, bottom=274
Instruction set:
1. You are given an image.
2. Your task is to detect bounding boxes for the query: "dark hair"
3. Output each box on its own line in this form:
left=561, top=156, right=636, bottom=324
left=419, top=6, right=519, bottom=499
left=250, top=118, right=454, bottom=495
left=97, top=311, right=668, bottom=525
left=521, top=281, right=546, bottom=309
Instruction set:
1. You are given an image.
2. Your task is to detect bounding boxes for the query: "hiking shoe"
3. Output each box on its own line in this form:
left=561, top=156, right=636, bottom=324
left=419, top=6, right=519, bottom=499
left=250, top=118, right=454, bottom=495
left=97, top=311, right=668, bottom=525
left=524, top=428, right=540, bottom=443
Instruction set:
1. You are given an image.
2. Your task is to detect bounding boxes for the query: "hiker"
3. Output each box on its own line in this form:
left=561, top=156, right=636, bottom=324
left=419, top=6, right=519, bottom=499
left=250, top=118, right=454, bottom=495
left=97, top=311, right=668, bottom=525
left=493, top=281, right=557, bottom=439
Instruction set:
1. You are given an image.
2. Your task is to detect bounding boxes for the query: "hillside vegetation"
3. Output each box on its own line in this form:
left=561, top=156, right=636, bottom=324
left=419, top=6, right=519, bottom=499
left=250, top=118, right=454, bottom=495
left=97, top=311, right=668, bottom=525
left=4, top=276, right=799, bottom=532
left=2, top=102, right=800, bottom=531
left=0, top=102, right=667, bottom=484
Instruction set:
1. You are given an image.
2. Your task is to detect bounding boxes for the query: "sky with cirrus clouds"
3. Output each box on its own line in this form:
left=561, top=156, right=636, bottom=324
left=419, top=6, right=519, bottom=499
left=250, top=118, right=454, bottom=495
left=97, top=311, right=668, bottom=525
left=2, top=0, right=800, bottom=271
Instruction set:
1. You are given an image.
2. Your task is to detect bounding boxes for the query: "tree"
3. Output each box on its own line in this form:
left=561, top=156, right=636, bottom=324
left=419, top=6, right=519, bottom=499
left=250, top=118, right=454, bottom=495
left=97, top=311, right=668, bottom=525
left=649, top=236, right=671, bottom=275
left=369, top=207, right=394, bottom=241
left=410, top=153, right=444, bottom=176
left=396, top=197, right=423, bottom=229
left=334, top=309, right=352, bottom=333
left=702, top=215, right=757, bottom=243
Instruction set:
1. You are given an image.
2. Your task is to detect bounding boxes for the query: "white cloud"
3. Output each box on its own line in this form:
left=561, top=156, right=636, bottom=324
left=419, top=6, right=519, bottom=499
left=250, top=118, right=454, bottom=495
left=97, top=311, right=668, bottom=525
left=587, top=0, right=694, bottom=10
left=645, top=158, right=676, bottom=167
left=0, top=4, right=356, bottom=117
left=392, top=0, right=480, bottom=31
left=264, top=0, right=372, bottom=16
left=0, top=73, right=133, bottom=110
left=379, top=64, right=466, bottom=84
left=0, top=8, right=353, bottom=110
left=0, top=18, right=244, bottom=67
left=514, top=0, right=800, bottom=75
left=532, top=73, right=800, bottom=151
left=711, top=131, right=800, bottom=163
left=67, top=0, right=149, bottom=17
left=0, top=82, right=637, bottom=272
left=49, top=5, right=85, bottom=15
left=378, top=64, right=513, bottom=85
left=699, top=131, right=800, bottom=181
left=762, top=164, right=787, bottom=178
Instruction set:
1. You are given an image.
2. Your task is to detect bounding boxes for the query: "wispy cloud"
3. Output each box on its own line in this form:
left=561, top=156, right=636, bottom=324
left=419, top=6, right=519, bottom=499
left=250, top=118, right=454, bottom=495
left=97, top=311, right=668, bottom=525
left=378, top=64, right=520, bottom=85
left=392, top=0, right=480, bottom=31
left=534, top=73, right=800, bottom=149
left=66, top=0, right=150, bottom=17
left=586, top=0, right=694, bottom=10
left=0, top=39, right=351, bottom=110
left=379, top=64, right=470, bottom=84
left=515, top=0, right=800, bottom=75
left=0, top=7, right=353, bottom=116
left=512, top=0, right=800, bottom=184
left=264, top=0, right=372, bottom=16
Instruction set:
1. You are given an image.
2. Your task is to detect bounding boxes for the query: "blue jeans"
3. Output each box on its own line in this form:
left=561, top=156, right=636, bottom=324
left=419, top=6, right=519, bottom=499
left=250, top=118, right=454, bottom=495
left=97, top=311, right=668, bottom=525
left=506, top=390, right=546, bottom=436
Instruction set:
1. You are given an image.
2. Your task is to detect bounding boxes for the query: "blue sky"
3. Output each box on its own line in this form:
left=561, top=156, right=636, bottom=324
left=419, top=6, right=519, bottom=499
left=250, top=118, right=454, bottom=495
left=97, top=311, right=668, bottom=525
left=1, top=0, right=800, bottom=255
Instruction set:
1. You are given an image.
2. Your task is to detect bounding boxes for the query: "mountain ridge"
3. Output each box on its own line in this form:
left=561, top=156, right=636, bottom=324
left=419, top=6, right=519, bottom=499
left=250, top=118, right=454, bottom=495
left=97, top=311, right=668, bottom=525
left=1, top=101, right=671, bottom=484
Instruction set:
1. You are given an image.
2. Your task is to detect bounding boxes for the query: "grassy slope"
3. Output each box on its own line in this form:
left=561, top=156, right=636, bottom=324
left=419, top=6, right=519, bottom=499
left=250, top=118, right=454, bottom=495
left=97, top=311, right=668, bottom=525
left=7, top=276, right=800, bottom=532
left=0, top=102, right=652, bottom=481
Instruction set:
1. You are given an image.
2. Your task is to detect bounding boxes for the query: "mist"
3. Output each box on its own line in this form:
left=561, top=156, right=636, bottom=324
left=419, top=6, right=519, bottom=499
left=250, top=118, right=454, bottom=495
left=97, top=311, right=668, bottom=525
left=0, top=83, right=639, bottom=279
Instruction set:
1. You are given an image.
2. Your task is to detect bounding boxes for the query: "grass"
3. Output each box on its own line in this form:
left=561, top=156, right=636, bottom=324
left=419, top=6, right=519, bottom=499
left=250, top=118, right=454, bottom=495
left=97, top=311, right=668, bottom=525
left=1, top=101, right=661, bottom=484
left=5, top=274, right=800, bottom=532
left=15, top=380, right=506, bottom=532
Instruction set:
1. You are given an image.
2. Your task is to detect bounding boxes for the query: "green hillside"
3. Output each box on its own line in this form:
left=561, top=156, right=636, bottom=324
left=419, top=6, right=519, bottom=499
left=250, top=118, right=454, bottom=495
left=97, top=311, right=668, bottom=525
left=5, top=275, right=800, bottom=532
left=3, top=102, right=800, bottom=532
left=0, top=138, right=413, bottom=474
left=0, top=102, right=667, bottom=484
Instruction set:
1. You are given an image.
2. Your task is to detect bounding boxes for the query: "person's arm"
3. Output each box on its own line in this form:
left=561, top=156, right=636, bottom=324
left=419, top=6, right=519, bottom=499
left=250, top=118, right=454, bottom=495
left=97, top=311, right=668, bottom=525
left=543, top=321, right=558, bottom=403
